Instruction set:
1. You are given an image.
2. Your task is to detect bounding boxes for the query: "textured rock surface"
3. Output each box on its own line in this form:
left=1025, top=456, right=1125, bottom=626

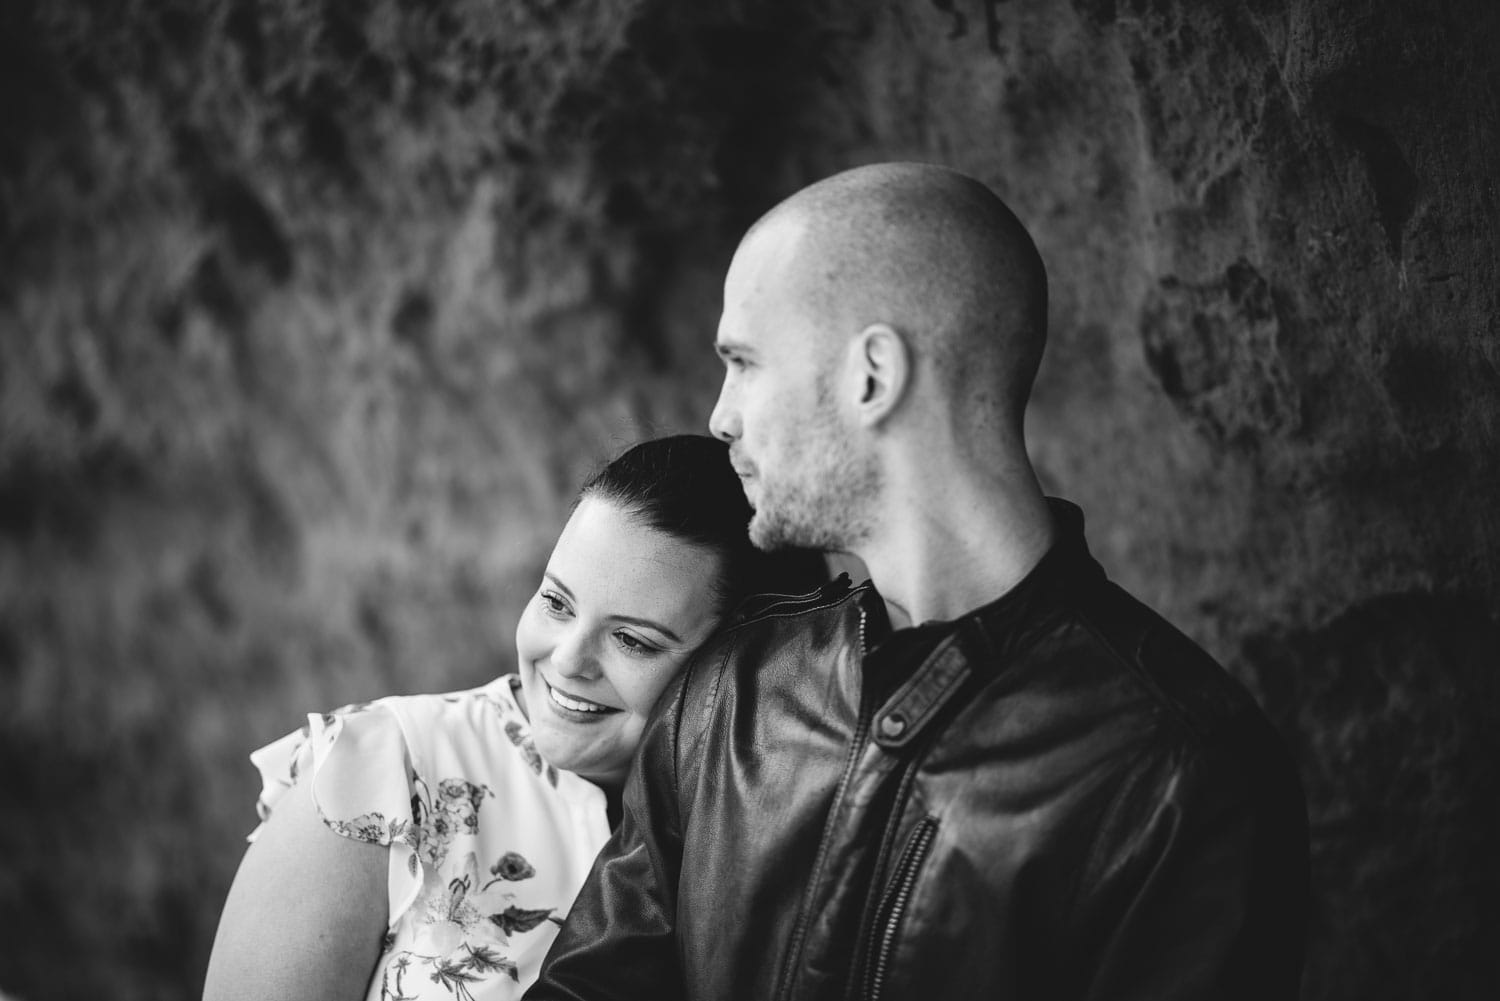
left=2, top=1, right=1496, bottom=998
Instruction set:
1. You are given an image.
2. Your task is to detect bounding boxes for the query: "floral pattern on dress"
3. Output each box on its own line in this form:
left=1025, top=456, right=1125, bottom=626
left=327, top=811, right=409, bottom=845
left=379, top=848, right=562, bottom=1000
left=501, top=718, right=559, bottom=788
left=249, top=678, right=607, bottom=1001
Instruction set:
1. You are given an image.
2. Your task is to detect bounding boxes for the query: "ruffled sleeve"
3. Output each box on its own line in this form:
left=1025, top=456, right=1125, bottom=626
left=248, top=703, right=426, bottom=929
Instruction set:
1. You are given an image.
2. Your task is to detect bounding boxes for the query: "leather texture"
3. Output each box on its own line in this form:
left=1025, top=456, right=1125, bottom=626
left=527, top=500, right=1310, bottom=1001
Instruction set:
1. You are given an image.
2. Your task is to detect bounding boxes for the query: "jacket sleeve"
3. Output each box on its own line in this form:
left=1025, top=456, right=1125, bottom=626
left=522, top=666, right=695, bottom=1001
left=1076, top=716, right=1310, bottom=1001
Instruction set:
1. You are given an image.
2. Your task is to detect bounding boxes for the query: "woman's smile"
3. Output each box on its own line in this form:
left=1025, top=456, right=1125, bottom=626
left=544, top=677, right=621, bottom=718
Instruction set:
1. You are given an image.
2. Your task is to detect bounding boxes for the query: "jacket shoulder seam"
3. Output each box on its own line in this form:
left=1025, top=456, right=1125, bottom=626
left=671, top=633, right=734, bottom=812
left=1064, top=598, right=1208, bottom=743
left=725, top=583, right=867, bottom=633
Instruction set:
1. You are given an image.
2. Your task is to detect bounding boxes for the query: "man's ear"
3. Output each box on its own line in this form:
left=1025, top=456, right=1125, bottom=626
left=848, top=323, right=910, bottom=427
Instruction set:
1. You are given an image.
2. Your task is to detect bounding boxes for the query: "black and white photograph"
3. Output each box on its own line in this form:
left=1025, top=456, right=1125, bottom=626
left=1, top=2, right=1496, bottom=999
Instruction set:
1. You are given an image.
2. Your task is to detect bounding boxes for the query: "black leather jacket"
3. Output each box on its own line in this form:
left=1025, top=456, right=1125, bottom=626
left=528, top=502, right=1309, bottom=1001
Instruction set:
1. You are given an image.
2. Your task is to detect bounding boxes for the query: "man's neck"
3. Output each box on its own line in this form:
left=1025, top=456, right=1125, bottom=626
left=858, top=474, right=1055, bottom=628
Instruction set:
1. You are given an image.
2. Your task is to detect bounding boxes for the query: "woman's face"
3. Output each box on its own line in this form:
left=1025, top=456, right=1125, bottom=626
left=515, top=496, right=726, bottom=792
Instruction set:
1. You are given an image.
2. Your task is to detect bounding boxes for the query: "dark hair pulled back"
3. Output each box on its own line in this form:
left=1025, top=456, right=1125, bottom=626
left=577, top=435, right=826, bottom=610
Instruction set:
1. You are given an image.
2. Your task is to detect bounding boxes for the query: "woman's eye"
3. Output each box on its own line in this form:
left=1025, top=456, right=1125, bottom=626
left=539, top=590, right=570, bottom=616
left=614, top=631, right=659, bottom=656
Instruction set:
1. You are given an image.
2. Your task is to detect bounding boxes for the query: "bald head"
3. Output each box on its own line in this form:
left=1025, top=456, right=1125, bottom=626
left=741, top=163, right=1047, bottom=433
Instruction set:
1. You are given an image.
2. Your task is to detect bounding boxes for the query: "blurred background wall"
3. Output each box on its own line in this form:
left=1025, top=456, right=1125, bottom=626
left=1, top=1, right=1497, bottom=998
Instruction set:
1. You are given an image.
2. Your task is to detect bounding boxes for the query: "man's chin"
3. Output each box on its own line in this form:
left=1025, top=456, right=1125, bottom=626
left=749, top=508, right=817, bottom=552
left=747, top=510, right=789, bottom=551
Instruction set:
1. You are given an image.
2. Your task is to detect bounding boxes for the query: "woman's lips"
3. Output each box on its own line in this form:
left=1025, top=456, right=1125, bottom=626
left=545, top=678, right=620, bottom=716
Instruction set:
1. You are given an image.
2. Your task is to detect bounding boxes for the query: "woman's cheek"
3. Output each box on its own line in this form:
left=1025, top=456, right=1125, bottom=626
left=515, top=603, right=549, bottom=663
left=624, top=660, right=680, bottom=716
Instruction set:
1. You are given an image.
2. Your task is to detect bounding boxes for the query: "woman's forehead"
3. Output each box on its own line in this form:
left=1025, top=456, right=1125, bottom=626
left=549, top=498, right=722, bottom=625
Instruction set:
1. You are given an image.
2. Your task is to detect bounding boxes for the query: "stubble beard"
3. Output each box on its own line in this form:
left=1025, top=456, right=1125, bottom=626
left=746, top=417, right=879, bottom=554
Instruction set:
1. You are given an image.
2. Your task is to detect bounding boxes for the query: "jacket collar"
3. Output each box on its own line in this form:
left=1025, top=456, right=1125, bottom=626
left=966, top=498, right=1104, bottom=660
left=860, top=498, right=1101, bottom=651
left=863, top=498, right=1106, bottom=749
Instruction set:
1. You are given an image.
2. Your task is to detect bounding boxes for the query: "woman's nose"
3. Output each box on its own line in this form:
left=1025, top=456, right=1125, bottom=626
left=550, top=628, right=601, bottom=680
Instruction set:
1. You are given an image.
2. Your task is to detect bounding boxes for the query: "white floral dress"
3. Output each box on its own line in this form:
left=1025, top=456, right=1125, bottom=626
left=249, top=675, right=611, bottom=1001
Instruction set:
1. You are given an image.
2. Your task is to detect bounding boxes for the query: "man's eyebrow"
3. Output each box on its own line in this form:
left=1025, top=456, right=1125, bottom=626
left=545, top=572, right=684, bottom=644
left=715, top=339, right=754, bottom=359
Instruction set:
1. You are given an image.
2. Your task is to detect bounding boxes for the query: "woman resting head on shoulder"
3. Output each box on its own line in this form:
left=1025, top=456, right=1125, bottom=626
left=203, top=435, right=825, bottom=1001
left=513, top=432, right=822, bottom=806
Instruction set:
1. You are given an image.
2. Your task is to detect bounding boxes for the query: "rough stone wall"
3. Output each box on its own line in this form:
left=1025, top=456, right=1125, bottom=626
left=1, top=1, right=1495, bottom=999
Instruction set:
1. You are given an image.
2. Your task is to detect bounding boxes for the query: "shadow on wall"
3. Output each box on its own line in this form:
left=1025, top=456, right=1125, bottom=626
left=1247, top=594, right=1500, bottom=999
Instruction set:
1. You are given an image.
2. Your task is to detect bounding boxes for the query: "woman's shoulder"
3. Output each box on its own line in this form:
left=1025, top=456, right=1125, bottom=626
left=370, top=676, right=526, bottom=734
left=303, top=674, right=519, bottom=743
left=248, top=678, right=535, bottom=832
left=381, top=675, right=542, bottom=759
left=365, top=676, right=587, bottom=806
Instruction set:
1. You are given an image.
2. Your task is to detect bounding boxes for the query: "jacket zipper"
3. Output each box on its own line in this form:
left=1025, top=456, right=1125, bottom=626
left=773, top=605, right=873, bottom=1001
left=862, top=815, right=941, bottom=1001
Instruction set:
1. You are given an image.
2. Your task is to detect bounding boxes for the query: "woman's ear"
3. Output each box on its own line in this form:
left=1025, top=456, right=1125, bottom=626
left=849, top=323, right=910, bottom=427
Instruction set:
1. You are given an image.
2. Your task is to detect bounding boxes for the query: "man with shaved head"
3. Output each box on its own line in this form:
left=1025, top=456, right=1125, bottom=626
left=528, top=164, right=1309, bottom=1000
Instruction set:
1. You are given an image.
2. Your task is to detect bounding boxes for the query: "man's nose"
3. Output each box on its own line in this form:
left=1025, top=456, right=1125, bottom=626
left=708, top=385, right=738, bottom=443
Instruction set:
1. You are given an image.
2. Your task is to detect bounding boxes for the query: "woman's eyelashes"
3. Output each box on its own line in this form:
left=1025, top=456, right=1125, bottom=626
left=539, top=589, right=571, bottom=617
left=539, top=587, right=664, bottom=658
left=614, top=630, right=662, bottom=657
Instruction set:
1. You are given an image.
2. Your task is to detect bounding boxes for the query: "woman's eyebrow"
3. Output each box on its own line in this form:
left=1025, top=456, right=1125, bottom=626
left=544, top=573, right=576, bottom=602
left=546, top=572, right=684, bottom=644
